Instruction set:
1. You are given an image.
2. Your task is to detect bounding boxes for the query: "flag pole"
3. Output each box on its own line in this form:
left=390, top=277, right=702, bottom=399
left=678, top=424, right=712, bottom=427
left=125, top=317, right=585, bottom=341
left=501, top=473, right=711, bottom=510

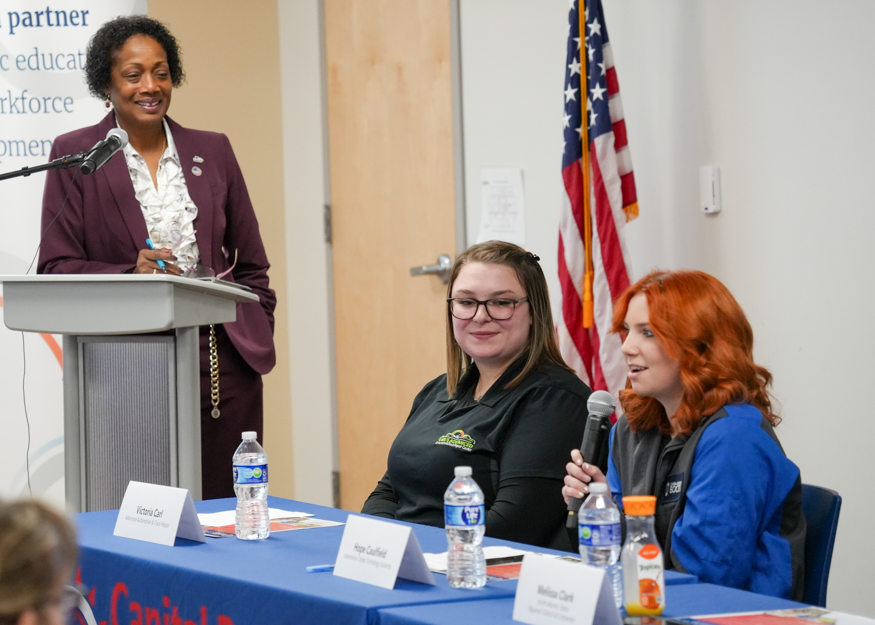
left=579, top=2, right=594, bottom=329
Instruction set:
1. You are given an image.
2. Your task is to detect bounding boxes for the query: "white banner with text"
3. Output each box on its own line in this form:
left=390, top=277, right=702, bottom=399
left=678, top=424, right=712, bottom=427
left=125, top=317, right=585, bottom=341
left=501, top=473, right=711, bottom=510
left=0, top=0, right=146, bottom=505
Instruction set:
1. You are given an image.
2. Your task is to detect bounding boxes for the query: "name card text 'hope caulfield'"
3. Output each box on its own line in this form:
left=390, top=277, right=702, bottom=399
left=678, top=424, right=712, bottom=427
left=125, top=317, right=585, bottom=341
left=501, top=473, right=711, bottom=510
left=513, top=554, right=622, bottom=625
left=332, top=514, right=435, bottom=589
left=113, top=481, right=205, bottom=546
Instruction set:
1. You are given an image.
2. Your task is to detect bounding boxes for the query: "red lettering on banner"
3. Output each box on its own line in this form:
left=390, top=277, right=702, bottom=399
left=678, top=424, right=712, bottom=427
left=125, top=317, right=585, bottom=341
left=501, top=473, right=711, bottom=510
left=129, top=601, right=143, bottom=625
left=100, top=578, right=234, bottom=625
left=110, top=581, right=128, bottom=625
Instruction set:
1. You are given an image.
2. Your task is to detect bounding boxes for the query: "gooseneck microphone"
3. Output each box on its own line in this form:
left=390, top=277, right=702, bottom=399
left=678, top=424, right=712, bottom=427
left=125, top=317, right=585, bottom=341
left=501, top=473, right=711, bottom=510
left=566, top=390, right=616, bottom=533
left=80, top=128, right=128, bottom=175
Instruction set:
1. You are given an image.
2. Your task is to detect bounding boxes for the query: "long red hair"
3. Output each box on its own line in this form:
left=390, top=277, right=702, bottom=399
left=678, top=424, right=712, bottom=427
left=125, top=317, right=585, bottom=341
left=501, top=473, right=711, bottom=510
left=612, top=270, right=778, bottom=435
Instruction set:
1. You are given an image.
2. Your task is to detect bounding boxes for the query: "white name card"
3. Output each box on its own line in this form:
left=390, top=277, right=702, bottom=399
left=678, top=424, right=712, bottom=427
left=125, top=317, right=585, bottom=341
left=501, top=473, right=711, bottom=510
left=512, top=554, right=621, bottom=625
left=332, top=514, right=435, bottom=589
left=113, top=481, right=206, bottom=546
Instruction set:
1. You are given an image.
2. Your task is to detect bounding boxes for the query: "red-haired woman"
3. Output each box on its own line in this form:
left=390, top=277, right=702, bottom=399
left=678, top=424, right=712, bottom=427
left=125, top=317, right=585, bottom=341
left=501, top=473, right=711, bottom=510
left=563, top=270, right=805, bottom=600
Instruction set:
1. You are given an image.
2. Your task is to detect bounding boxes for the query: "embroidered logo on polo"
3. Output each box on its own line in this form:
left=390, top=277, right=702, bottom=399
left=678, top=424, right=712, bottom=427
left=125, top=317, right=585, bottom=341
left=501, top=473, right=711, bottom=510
left=664, top=472, right=684, bottom=503
left=435, top=429, right=476, bottom=452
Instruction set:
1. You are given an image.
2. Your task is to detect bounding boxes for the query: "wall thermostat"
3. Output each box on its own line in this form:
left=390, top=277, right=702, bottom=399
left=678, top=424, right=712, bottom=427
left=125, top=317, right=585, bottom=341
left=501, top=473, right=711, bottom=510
left=699, top=165, right=721, bottom=214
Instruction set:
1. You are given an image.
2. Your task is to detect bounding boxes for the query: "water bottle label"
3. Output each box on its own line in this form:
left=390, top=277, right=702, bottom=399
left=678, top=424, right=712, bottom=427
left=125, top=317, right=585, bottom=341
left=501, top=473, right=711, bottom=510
left=444, top=504, right=485, bottom=527
left=233, top=464, right=268, bottom=484
left=578, top=521, right=620, bottom=547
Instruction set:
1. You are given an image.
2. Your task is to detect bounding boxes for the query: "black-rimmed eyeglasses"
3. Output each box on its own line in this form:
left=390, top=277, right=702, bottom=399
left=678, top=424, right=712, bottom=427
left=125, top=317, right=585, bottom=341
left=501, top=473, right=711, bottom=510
left=447, top=297, right=528, bottom=320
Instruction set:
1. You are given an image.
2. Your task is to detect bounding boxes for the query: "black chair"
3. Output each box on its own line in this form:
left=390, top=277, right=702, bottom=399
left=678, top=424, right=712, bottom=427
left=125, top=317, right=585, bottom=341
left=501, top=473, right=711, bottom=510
left=801, top=484, right=842, bottom=607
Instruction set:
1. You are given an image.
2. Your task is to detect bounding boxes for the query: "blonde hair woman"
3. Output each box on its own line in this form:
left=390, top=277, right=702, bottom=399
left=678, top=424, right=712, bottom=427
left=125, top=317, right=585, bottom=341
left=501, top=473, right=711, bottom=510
left=0, top=500, right=79, bottom=625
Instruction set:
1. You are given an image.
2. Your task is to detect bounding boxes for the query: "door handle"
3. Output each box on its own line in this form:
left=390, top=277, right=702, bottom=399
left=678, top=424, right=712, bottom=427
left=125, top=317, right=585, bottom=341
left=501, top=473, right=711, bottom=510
left=409, top=254, right=453, bottom=284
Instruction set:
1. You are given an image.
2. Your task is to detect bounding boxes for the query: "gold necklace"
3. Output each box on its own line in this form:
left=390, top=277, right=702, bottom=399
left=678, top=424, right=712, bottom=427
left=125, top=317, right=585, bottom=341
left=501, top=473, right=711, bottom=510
left=473, top=382, right=485, bottom=402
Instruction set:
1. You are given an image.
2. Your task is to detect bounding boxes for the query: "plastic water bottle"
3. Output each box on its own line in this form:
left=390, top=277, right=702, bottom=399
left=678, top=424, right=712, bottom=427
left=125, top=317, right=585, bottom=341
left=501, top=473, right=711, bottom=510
left=233, top=431, right=269, bottom=540
left=444, top=466, right=486, bottom=588
left=579, top=482, right=623, bottom=609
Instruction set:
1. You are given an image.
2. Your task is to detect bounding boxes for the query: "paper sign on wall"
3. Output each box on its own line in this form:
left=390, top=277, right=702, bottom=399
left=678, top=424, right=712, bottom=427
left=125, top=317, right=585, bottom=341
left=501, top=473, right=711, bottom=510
left=478, top=167, right=526, bottom=245
left=113, top=481, right=205, bottom=546
left=332, top=514, right=435, bottom=589
left=512, top=553, right=622, bottom=625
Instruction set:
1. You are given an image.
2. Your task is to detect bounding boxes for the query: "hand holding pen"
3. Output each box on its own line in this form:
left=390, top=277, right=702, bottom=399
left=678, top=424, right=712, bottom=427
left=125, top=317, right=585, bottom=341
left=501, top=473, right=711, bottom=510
left=135, top=238, right=181, bottom=275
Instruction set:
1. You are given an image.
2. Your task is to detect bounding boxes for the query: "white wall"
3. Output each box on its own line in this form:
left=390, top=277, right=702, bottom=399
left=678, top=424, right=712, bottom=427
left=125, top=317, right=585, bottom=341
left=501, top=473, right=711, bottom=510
left=460, top=0, right=874, bottom=615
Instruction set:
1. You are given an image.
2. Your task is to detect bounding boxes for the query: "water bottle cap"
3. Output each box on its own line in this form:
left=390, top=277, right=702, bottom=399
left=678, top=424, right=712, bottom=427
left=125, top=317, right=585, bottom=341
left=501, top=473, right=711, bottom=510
left=588, top=482, right=608, bottom=494
left=454, top=466, right=472, bottom=477
left=241, top=431, right=258, bottom=441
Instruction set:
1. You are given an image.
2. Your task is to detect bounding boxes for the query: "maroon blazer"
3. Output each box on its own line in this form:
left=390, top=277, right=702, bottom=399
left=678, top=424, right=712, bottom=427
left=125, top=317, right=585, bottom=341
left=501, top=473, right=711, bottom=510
left=38, top=113, right=276, bottom=375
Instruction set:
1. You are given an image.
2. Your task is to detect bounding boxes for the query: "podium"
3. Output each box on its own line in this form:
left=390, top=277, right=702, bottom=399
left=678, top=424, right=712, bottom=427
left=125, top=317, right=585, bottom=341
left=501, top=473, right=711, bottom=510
left=0, top=274, right=259, bottom=512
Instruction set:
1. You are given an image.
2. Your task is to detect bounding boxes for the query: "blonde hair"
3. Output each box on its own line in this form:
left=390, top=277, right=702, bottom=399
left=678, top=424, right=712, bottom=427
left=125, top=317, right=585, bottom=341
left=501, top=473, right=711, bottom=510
left=0, top=499, right=78, bottom=624
left=445, top=240, right=571, bottom=396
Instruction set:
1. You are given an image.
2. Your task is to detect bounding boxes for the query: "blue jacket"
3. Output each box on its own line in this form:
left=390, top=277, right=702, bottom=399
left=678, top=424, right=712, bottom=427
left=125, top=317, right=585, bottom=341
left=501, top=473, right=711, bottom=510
left=607, top=404, right=805, bottom=600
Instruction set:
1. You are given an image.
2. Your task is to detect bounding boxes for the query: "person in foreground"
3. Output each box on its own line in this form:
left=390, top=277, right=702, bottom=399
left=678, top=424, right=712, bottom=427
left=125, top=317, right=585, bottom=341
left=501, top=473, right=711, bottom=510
left=362, top=241, right=590, bottom=551
left=563, top=269, right=805, bottom=600
left=0, top=499, right=79, bottom=625
left=38, top=16, right=276, bottom=499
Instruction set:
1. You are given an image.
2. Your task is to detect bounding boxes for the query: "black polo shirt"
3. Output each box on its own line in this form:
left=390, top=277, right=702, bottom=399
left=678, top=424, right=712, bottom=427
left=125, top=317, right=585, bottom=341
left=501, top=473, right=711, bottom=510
left=362, top=355, right=590, bottom=551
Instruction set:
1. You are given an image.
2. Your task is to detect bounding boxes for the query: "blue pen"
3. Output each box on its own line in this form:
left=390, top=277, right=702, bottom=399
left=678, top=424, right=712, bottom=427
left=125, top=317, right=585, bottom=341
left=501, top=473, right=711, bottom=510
left=145, top=238, right=167, bottom=272
left=306, top=564, right=335, bottom=573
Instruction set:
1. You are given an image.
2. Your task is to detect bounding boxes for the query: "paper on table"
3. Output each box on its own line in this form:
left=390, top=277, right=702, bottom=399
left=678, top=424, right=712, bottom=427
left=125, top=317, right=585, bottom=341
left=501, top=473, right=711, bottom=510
left=197, top=509, right=313, bottom=526
left=423, top=545, right=532, bottom=573
left=683, top=608, right=875, bottom=625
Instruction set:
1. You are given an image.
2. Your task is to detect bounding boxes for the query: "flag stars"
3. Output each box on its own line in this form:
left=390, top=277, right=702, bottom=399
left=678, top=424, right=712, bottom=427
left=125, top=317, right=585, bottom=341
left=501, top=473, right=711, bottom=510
left=568, top=57, right=581, bottom=77
left=587, top=43, right=595, bottom=62
left=589, top=110, right=598, bottom=128
left=591, top=83, right=607, bottom=101
left=564, top=85, right=578, bottom=102
left=568, top=0, right=576, bottom=11
left=588, top=19, right=602, bottom=37
left=598, top=61, right=606, bottom=76
left=563, top=112, right=572, bottom=129
left=574, top=36, right=581, bottom=50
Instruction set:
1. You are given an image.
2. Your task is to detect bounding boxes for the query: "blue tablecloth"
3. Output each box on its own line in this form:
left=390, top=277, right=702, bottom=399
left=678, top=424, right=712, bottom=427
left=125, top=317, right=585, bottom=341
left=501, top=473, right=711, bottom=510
left=74, top=496, right=695, bottom=625
left=377, top=583, right=807, bottom=625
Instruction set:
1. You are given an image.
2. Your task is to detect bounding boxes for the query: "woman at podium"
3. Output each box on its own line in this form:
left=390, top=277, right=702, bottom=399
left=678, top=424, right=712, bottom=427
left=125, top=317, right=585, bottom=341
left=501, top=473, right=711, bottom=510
left=562, top=270, right=805, bottom=599
left=362, top=241, right=590, bottom=551
left=37, top=16, right=276, bottom=500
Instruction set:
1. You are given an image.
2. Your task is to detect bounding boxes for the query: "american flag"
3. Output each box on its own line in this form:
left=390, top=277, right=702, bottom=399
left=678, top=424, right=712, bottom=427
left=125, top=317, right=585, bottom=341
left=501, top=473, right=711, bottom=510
left=557, top=0, right=638, bottom=406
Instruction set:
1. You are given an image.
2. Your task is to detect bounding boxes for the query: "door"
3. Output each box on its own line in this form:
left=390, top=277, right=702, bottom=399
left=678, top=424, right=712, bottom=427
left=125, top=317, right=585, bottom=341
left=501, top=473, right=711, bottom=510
left=324, top=0, right=460, bottom=510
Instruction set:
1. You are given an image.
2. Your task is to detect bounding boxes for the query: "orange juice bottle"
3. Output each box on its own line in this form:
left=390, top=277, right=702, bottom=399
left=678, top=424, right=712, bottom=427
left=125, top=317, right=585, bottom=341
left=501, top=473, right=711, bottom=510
left=621, top=496, right=665, bottom=615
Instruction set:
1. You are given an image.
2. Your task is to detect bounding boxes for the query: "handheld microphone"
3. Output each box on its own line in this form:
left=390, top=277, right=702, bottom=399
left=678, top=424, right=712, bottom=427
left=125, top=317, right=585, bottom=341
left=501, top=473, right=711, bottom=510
left=80, top=128, right=128, bottom=175
left=566, top=390, right=616, bottom=532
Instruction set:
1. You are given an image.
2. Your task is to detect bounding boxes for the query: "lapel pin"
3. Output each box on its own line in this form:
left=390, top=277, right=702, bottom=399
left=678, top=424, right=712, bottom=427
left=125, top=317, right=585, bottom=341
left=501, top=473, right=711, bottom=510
left=193, top=155, right=204, bottom=163
left=192, top=166, right=202, bottom=176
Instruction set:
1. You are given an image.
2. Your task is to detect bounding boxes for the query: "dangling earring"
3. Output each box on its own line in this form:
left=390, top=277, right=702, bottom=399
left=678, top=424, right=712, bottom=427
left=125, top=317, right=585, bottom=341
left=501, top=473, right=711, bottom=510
left=104, top=95, right=112, bottom=111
